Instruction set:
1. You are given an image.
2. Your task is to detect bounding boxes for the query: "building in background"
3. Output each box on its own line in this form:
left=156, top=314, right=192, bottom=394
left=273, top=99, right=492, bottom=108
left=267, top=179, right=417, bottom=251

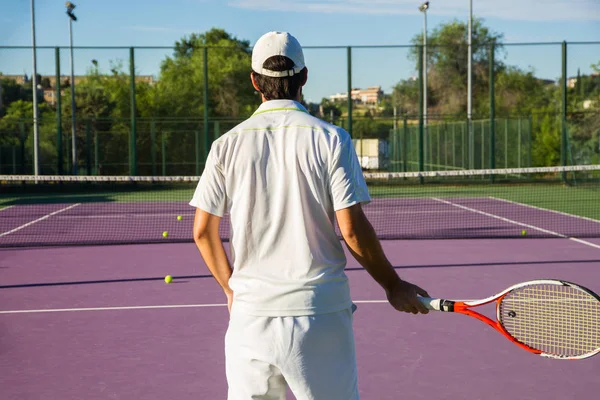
left=329, top=86, right=384, bottom=105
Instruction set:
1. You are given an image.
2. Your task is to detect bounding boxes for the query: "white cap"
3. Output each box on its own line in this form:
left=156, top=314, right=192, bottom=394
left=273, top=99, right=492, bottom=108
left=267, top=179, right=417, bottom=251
left=252, top=31, right=306, bottom=78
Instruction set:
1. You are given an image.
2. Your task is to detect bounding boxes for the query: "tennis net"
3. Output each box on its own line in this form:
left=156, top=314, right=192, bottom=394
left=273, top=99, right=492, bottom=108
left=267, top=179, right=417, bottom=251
left=1, top=165, right=599, bottom=247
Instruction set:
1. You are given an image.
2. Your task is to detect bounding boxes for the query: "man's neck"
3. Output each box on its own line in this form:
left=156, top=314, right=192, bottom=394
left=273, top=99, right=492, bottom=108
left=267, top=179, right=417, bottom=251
left=261, top=92, right=302, bottom=103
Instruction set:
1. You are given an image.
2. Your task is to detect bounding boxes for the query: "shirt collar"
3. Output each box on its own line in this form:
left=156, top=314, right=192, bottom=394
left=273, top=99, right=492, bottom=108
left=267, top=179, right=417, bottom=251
left=253, top=99, right=309, bottom=116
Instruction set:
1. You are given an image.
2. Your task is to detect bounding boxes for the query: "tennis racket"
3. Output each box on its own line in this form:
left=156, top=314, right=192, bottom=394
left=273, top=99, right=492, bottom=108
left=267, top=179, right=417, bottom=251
left=418, top=279, right=600, bottom=360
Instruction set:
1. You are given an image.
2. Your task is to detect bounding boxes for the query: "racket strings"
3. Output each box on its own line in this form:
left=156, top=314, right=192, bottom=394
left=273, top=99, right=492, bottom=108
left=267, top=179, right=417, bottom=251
left=498, top=284, right=600, bottom=358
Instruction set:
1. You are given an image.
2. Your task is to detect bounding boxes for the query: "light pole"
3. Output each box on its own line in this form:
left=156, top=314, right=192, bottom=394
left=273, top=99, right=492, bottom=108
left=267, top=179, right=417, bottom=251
left=66, top=2, right=77, bottom=175
left=419, top=1, right=429, bottom=169
left=31, top=0, right=40, bottom=177
left=467, top=0, right=473, bottom=169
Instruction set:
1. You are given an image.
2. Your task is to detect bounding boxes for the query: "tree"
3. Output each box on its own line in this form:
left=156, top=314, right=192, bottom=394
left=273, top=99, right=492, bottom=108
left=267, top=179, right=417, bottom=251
left=156, top=28, right=259, bottom=119
left=0, top=78, right=31, bottom=116
left=399, top=18, right=505, bottom=116
left=0, top=100, right=56, bottom=173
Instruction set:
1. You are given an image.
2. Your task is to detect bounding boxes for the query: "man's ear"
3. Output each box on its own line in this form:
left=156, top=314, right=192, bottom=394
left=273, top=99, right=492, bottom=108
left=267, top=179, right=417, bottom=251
left=300, top=68, right=308, bottom=87
left=250, top=72, right=261, bottom=92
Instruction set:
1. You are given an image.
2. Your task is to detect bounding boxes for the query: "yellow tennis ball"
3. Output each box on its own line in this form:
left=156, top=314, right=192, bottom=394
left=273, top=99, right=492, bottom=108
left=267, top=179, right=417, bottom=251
left=162, top=231, right=169, bottom=238
left=165, top=275, right=172, bottom=284
left=521, top=229, right=527, bottom=236
left=177, top=215, right=182, bottom=221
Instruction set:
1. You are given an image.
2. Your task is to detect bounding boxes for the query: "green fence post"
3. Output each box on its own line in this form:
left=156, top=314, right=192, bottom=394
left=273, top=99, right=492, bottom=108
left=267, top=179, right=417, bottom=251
left=129, top=47, right=138, bottom=176
left=214, top=120, right=220, bottom=139
left=418, top=46, right=424, bottom=183
left=402, top=116, right=408, bottom=173
left=55, top=47, right=63, bottom=175
left=480, top=120, right=485, bottom=170
left=94, top=129, right=98, bottom=175
left=86, top=119, right=92, bottom=175
left=347, top=47, right=353, bottom=138
left=203, top=46, right=210, bottom=167
left=517, top=118, right=523, bottom=168
left=195, top=129, right=200, bottom=175
left=151, top=120, right=157, bottom=176
left=528, top=115, right=533, bottom=167
left=505, top=119, right=509, bottom=169
left=19, top=121, right=25, bottom=174
left=162, top=131, right=166, bottom=176
left=12, top=146, right=17, bottom=174
left=561, top=41, right=568, bottom=181
left=489, top=43, right=495, bottom=181
left=452, top=123, right=456, bottom=168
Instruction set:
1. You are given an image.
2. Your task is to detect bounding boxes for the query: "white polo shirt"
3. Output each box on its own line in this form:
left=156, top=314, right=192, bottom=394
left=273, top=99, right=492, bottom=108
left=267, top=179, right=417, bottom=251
left=189, top=99, right=370, bottom=316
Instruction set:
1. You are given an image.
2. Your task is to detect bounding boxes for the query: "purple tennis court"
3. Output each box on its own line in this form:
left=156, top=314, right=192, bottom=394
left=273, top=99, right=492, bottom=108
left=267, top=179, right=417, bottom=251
left=1, top=238, right=599, bottom=399
left=1, top=173, right=600, bottom=398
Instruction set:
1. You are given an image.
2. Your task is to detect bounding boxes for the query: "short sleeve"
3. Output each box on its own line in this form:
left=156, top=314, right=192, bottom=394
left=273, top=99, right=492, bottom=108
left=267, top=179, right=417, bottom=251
left=329, top=132, right=371, bottom=211
left=189, top=145, right=227, bottom=217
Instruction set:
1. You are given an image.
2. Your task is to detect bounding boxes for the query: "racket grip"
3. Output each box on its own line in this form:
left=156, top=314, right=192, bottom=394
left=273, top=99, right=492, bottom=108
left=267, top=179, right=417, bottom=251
left=418, top=297, right=442, bottom=311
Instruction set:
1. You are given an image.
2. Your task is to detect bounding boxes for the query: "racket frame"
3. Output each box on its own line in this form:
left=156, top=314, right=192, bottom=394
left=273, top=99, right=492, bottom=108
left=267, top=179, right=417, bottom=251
left=419, top=279, right=600, bottom=360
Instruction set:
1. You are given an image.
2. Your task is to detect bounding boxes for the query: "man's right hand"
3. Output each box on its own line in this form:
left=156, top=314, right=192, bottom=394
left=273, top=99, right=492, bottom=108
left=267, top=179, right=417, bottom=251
left=386, top=279, right=430, bottom=315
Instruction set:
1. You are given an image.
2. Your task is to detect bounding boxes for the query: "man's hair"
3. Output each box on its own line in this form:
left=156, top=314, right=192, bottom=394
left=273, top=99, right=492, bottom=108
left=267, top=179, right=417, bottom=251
left=252, top=56, right=307, bottom=100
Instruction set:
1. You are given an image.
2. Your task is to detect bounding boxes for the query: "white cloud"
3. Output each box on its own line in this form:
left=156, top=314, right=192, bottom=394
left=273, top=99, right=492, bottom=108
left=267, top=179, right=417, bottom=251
left=229, top=0, right=600, bottom=21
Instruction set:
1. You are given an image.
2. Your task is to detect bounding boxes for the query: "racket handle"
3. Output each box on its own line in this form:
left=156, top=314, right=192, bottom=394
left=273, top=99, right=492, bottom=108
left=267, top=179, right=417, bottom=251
left=418, top=297, right=442, bottom=311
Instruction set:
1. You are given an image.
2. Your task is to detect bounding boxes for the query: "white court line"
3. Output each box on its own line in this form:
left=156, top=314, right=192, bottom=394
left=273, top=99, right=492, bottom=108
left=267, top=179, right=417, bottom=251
left=0, top=205, right=15, bottom=212
left=57, top=212, right=196, bottom=219
left=432, top=198, right=600, bottom=250
left=0, top=300, right=389, bottom=315
left=368, top=210, right=464, bottom=215
left=0, top=203, right=81, bottom=237
left=489, top=196, right=600, bottom=225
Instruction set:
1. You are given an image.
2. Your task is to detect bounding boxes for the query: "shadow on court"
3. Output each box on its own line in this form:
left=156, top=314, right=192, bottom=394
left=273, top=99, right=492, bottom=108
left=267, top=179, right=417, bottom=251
left=2, top=258, right=598, bottom=290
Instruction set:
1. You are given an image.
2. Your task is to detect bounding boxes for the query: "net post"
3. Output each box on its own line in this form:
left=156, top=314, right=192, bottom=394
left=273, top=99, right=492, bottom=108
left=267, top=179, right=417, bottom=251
left=55, top=47, right=63, bottom=175
left=203, top=46, right=210, bottom=168
left=418, top=45, right=424, bottom=183
left=561, top=41, right=568, bottom=182
left=85, top=119, right=92, bottom=175
left=129, top=47, right=138, bottom=176
left=151, top=120, right=157, bottom=176
left=347, top=46, right=353, bottom=138
left=489, top=42, right=496, bottom=182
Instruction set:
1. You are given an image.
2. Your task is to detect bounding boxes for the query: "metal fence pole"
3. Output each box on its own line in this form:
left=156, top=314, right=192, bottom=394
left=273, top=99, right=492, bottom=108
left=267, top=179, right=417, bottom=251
left=203, top=46, right=210, bottom=169
left=561, top=41, right=568, bottom=181
left=418, top=45, right=424, bottom=183
left=151, top=120, right=157, bottom=176
left=347, top=47, right=353, bottom=137
left=161, top=131, right=166, bottom=176
left=55, top=47, right=63, bottom=175
left=195, top=129, right=200, bottom=176
left=129, top=47, right=138, bottom=176
left=402, top=116, right=408, bottom=173
left=86, top=119, right=91, bottom=175
left=489, top=42, right=495, bottom=182
left=94, top=128, right=98, bottom=175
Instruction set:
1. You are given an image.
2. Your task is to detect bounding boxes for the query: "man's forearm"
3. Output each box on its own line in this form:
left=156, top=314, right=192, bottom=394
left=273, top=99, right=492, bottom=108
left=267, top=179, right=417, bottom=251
left=341, top=211, right=400, bottom=292
left=195, top=232, right=233, bottom=294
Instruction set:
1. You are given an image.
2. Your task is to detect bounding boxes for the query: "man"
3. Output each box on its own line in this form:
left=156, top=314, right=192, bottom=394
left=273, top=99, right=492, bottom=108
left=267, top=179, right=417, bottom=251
left=190, top=31, right=429, bottom=400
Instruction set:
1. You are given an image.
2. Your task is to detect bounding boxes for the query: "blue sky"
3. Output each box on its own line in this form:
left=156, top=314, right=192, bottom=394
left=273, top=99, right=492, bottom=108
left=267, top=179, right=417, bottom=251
left=1, top=0, right=599, bottom=103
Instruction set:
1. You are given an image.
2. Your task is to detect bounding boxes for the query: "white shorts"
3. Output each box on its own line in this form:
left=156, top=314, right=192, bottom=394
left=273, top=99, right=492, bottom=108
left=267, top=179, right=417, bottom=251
left=225, top=306, right=359, bottom=400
